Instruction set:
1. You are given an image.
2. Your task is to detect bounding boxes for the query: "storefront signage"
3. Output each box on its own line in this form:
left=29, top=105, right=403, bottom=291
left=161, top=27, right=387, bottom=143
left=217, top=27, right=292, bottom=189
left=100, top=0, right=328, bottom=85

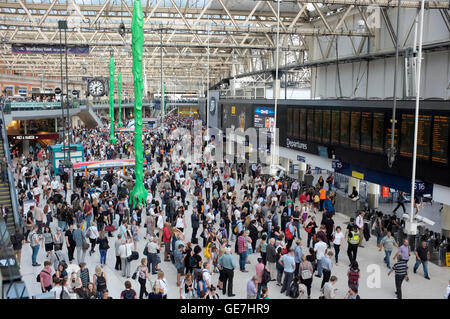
left=332, top=160, right=343, bottom=169
left=297, top=155, right=306, bottom=162
left=352, top=171, right=365, bottom=180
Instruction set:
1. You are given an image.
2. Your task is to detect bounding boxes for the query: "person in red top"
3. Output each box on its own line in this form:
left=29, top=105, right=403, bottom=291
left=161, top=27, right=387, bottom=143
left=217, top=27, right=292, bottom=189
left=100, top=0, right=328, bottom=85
left=299, top=191, right=307, bottom=205
left=237, top=231, right=248, bottom=272
left=120, top=280, right=137, bottom=299
left=40, top=261, right=53, bottom=292
left=255, top=257, right=268, bottom=299
left=162, top=222, right=171, bottom=262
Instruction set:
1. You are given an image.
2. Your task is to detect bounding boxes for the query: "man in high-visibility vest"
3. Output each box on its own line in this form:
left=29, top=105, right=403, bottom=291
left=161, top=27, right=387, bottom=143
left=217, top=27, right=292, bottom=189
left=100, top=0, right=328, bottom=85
left=347, top=225, right=360, bottom=265
left=319, top=188, right=327, bottom=212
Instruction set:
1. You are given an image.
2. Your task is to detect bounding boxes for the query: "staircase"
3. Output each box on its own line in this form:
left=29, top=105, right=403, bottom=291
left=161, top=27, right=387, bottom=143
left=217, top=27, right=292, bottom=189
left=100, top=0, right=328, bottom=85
left=77, top=105, right=104, bottom=129
left=0, top=134, right=14, bottom=235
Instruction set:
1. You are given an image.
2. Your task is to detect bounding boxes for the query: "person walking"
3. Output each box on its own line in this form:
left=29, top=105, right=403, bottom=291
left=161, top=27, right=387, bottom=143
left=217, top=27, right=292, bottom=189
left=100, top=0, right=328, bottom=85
left=293, top=239, right=302, bottom=278
left=72, top=223, right=87, bottom=264
left=136, top=258, right=150, bottom=299
left=97, top=231, right=110, bottom=265
left=321, top=250, right=333, bottom=289
left=388, top=255, right=409, bottom=299
left=347, top=261, right=360, bottom=290
left=218, top=247, right=236, bottom=297
left=395, top=239, right=411, bottom=262
left=379, top=231, right=398, bottom=269
left=237, top=231, right=248, bottom=272
left=265, top=238, right=277, bottom=281
left=314, top=237, right=327, bottom=278
left=93, top=265, right=107, bottom=298
left=347, top=225, right=360, bottom=265
left=299, top=255, right=313, bottom=299
left=332, top=226, right=344, bottom=265
left=323, top=276, right=338, bottom=299
left=29, top=225, right=41, bottom=266
left=279, top=248, right=296, bottom=296
left=355, top=211, right=365, bottom=247
left=86, top=221, right=99, bottom=256
left=10, top=228, right=25, bottom=266
left=65, top=224, right=76, bottom=263
left=393, top=191, right=407, bottom=214
left=413, top=240, right=431, bottom=280
left=39, top=261, right=53, bottom=292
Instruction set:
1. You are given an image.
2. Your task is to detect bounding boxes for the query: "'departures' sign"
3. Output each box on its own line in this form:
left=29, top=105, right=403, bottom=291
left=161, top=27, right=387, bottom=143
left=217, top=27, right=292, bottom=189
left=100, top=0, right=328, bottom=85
left=12, top=44, right=89, bottom=55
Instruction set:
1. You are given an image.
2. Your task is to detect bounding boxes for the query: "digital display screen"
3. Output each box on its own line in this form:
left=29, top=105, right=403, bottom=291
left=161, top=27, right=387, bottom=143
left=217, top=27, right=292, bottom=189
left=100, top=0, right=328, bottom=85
left=331, top=110, right=340, bottom=145
left=287, top=108, right=294, bottom=136
left=254, top=106, right=275, bottom=132
left=340, top=111, right=350, bottom=146
left=385, top=120, right=399, bottom=152
left=318, top=146, right=328, bottom=158
left=432, top=115, right=450, bottom=164
left=361, top=112, right=372, bottom=151
left=299, top=109, right=306, bottom=139
left=350, top=111, right=361, bottom=148
left=314, top=109, right=323, bottom=142
left=292, top=109, right=299, bottom=138
left=400, top=114, right=431, bottom=159
left=372, top=113, right=384, bottom=152
left=307, top=109, right=314, bottom=140
left=322, top=110, right=331, bottom=144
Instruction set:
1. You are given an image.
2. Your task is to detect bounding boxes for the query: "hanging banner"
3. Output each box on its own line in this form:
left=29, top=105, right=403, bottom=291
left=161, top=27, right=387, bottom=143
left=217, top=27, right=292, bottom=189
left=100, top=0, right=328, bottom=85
left=12, top=44, right=89, bottom=55
left=381, top=186, right=390, bottom=198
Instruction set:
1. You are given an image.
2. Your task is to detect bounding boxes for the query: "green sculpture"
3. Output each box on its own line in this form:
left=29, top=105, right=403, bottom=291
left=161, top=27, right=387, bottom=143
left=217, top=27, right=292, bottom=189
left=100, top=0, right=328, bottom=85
left=118, top=71, right=123, bottom=127
left=108, top=56, right=117, bottom=144
left=129, top=0, right=148, bottom=208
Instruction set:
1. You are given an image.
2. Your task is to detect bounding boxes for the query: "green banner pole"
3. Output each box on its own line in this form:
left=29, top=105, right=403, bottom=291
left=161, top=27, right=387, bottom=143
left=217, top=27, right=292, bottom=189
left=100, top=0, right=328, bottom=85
left=118, top=71, right=123, bottom=127
left=108, top=56, right=117, bottom=144
left=129, top=0, right=148, bottom=208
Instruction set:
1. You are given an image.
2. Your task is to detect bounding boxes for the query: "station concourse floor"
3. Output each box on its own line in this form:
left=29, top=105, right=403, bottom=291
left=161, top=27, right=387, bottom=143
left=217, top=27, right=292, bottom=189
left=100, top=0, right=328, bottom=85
left=17, top=163, right=450, bottom=299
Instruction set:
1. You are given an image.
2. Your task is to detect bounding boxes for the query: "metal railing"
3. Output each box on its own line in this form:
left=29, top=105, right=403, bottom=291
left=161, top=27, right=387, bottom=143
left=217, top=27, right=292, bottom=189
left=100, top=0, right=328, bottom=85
left=0, top=101, right=21, bottom=232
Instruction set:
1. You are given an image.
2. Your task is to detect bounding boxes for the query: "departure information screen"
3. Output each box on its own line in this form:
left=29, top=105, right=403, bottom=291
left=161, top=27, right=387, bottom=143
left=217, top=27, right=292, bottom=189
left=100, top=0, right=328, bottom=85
left=340, top=111, right=350, bottom=146
left=432, top=115, right=450, bottom=164
left=314, top=109, right=322, bottom=142
left=331, top=110, right=340, bottom=144
left=322, top=110, right=331, bottom=144
left=372, top=112, right=384, bottom=152
left=400, top=114, right=431, bottom=159
left=350, top=111, right=361, bottom=148
left=299, top=108, right=306, bottom=139
left=307, top=109, right=314, bottom=140
left=361, top=112, right=372, bottom=151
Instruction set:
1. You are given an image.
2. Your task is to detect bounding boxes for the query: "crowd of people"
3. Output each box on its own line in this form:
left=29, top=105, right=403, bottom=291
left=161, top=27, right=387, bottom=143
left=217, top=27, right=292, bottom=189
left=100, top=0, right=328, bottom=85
left=6, top=113, right=445, bottom=300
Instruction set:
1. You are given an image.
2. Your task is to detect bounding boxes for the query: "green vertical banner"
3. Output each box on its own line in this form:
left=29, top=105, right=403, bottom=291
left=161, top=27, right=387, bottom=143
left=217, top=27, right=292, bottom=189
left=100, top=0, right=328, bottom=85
left=129, top=0, right=148, bottom=208
left=108, top=56, right=117, bottom=144
left=162, top=82, right=165, bottom=117
left=118, top=71, right=123, bottom=127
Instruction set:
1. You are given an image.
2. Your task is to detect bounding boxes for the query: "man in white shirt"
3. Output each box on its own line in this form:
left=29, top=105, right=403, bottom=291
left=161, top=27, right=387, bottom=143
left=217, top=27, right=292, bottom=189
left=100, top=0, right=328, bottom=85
left=51, top=177, right=60, bottom=192
left=355, top=211, right=365, bottom=248
left=118, top=239, right=134, bottom=278
left=314, top=238, right=328, bottom=278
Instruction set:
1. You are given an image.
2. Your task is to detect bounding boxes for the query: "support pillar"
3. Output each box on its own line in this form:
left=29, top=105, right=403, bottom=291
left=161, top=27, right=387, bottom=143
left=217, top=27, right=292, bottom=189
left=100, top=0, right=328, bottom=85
left=22, top=120, right=29, bottom=156
left=348, top=177, right=360, bottom=196
left=298, top=161, right=306, bottom=183
left=442, top=204, right=450, bottom=238
left=368, top=182, right=380, bottom=210
left=55, top=118, right=58, bottom=132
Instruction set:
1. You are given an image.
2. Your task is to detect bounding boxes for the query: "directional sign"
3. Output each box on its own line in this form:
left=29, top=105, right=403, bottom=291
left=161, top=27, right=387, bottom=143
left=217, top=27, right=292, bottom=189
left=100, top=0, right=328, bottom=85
left=55, top=87, right=62, bottom=94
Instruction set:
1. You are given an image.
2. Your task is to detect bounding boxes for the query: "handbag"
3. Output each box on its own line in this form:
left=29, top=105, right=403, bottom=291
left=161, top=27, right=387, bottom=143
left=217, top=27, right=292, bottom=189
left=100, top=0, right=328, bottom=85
left=143, top=246, right=149, bottom=256
left=82, top=239, right=90, bottom=251
left=131, top=271, right=137, bottom=280
left=301, top=268, right=312, bottom=280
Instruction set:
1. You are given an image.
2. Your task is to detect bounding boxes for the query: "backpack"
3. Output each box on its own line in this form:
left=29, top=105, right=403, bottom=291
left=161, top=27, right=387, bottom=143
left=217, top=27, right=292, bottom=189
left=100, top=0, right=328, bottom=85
left=289, top=280, right=299, bottom=298
left=348, top=269, right=360, bottom=287
left=261, top=268, right=271, bottom=285
left=285, top=223, right=294, bottom=241
left=189, top=255, right=197, bottom=268
left=122, top=289, right=135, bottom=299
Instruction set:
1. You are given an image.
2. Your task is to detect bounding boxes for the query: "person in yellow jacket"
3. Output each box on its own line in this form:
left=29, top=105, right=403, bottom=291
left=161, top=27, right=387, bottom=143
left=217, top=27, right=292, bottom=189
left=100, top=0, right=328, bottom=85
left=347, top=225, right=360, bottom=266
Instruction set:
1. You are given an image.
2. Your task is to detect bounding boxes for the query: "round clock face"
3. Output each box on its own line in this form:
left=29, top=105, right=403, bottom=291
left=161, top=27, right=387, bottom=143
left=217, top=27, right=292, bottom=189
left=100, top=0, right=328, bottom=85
left=88, top=79, right=105, bottom=97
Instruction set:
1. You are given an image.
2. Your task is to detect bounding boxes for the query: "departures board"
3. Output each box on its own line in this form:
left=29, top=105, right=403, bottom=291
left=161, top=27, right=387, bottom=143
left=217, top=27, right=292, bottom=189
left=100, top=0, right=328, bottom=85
left=282, top=106, right=449, bottom=165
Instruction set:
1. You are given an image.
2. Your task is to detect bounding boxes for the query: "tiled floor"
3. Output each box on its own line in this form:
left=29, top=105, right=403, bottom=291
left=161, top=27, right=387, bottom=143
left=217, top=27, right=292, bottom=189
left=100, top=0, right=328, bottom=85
left=17, top=164, right=450, bottom=299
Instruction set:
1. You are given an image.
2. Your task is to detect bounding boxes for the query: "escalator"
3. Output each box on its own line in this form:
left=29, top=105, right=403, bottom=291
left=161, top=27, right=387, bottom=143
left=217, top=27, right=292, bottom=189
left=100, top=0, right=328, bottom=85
left=77, top=105, right=104, bottom=128
left=0, top=100, right=28, bottom=299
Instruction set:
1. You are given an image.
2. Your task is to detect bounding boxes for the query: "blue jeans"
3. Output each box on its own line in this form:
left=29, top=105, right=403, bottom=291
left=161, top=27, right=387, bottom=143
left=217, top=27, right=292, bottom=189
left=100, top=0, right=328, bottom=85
left=239, top=251, right=247, bottom=271
left=294, top=221, right=301, bottom=239
left=60, top=221, right=67, bottom=232
left=384, top=250, right=392, bottom=268
left=100, top=249, right=107, bottom=265
left=147, top=253, right=157, bottom=274
left=317, top=258, right=323, bottom=277
left=31, top=245, right=39, bottom=265
left=413, top=259, right=429, bottom=277
left=86, top=215, right=92, bottom=229
left=256, top=283, right=266, bottom=299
